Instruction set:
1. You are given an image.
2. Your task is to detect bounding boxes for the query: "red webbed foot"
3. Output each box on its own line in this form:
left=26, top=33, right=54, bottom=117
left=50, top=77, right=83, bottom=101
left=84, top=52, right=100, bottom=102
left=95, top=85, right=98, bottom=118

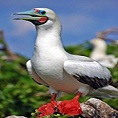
left=38, top=93, right=58, bottom=117
left=38, top=101, right=58, bottom=117
left=58, top=92, right=82, bottom=116
left=37, top=93, right=82, bottom=117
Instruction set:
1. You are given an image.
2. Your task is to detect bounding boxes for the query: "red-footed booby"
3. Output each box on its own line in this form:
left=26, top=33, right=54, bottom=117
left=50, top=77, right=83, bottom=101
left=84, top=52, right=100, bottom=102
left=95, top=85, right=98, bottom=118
left=90, top=37, right=118, bottom=68
left=14, top=8, right=118, bottom=115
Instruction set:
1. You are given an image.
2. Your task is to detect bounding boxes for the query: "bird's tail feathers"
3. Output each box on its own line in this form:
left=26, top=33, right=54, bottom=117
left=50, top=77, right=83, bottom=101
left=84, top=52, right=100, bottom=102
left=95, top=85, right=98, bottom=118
left=98, top=85, right=118, bottom=98
left=89, top=85, right=118, bottom=98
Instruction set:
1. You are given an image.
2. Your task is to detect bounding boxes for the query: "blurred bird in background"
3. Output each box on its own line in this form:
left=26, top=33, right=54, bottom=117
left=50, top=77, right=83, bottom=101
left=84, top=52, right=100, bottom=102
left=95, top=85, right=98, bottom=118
left=90, top=28, right=118, bottom=68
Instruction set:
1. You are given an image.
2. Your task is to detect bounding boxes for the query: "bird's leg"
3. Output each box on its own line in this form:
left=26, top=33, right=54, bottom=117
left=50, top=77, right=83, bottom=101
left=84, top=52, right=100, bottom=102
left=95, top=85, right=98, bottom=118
left=50, top=93, right=57, bottom=101
left=75, top=92, right=82, bottom=99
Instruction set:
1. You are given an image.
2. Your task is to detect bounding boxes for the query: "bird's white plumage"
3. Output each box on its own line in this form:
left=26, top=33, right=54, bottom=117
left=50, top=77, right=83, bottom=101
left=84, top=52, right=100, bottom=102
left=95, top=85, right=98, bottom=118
left=23, top=8, right=118, bottom=98
left=26, top=60, right=48, bottom=86
left=64, top=60, right=111, bottom=79
left=90, top=38, right=118, bottom=68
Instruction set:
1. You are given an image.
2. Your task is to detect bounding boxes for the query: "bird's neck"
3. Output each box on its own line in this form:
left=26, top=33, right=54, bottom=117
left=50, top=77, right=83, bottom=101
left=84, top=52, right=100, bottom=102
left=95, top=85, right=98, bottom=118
left=34, top=23, right=64, bottom=52
left=93, top=40, right=107, bottom=54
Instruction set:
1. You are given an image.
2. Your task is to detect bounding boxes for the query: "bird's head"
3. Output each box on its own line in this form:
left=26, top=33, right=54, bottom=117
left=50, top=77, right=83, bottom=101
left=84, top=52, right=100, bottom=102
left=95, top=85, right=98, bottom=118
left=14, top=8, right=60, bottom=30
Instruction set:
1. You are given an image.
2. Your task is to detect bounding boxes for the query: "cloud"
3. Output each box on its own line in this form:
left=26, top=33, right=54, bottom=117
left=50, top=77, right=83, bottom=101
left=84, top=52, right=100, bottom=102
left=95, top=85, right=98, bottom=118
left=60, top=14, right=95, bottom=35
left=10, top=14, right=94, bottom=38
left=68, top=0, right=118, bottom=12
left=11, top=20, right=35, bottom=37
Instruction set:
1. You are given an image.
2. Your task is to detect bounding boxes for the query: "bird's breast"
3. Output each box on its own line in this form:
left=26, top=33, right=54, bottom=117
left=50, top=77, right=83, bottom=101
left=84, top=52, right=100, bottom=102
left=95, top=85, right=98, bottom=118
left=31, top=48, right=66, bottom=80
left=30, top=46, right=86, bottom=94
left=31, top=52, right=89, bottom=94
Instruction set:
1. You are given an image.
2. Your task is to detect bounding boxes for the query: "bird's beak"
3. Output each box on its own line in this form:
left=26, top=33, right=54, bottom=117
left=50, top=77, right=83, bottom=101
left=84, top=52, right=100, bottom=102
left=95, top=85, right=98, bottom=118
left=13, top=9, right=48, bottom=25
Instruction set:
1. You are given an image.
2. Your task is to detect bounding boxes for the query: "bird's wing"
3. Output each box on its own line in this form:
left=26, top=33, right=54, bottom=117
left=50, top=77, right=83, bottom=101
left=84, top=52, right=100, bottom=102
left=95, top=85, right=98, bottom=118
left=64, top=59, right=112, bottom=89
left=26, top=60, right=48, bottom=86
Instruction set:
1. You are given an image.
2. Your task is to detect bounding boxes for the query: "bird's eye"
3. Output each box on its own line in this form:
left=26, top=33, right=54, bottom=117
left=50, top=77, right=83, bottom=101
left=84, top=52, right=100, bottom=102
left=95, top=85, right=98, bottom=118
left=40, top=10, right=46, bottom=15
left=33, top=9, right=46, bottom=15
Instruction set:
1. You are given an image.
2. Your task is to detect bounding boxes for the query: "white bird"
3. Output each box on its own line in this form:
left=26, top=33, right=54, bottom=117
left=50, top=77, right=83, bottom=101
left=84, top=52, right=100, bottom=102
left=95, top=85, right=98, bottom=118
left=14, top=8, right=118, bottom=113
left=90, top=37, right=118, bottom=68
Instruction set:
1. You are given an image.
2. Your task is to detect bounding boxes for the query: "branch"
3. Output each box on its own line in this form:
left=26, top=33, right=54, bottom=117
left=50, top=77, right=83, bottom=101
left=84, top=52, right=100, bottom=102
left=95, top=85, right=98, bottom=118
left=0, top=30, right=19, bottom=60
left=6, top=98, right=118, bottom=118
left=81, top=98, right=118, bottom=118
left=5, top=116, right=27, bottom=118
left=96, top=28, right=118, bottom=39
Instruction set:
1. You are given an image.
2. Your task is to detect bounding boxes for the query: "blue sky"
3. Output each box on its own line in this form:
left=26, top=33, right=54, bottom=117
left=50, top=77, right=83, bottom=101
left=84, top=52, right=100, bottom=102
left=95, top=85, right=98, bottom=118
left=0, top=0, right=118, bottom=57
